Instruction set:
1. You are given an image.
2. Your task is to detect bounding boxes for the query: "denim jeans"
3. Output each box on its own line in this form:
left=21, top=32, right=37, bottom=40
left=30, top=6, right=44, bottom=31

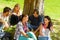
left=30, top=25, right=38, bottom=31
left=38, top=37, right=48, bottom=40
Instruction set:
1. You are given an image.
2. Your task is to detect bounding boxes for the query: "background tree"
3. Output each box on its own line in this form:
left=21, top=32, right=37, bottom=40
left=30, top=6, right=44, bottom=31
left=23, top=0, right=44, bottom=15
left=23, top=0, right=35, bottom=15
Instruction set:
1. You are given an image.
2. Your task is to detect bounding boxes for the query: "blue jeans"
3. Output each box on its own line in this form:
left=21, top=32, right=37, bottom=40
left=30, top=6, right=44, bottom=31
left=38, top=37, right=48, bottom=40
left=27, top=23, right=38, bottom=31
left=30, top=25, right=38, bottom=31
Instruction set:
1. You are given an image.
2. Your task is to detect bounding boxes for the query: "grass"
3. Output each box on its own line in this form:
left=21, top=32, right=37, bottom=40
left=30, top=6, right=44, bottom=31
left=0, top=0, right=24, bottom=12
left=44, top=0, right=60, bottom=19
left=44, top=0, right=60, bottom=40
left=0, top=0, right=60, bottom=20
left=0, top=0, right=60, bottom=40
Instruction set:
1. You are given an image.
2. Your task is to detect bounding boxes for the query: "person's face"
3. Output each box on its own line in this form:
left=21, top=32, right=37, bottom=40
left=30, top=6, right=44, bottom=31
left=15, top=6, right=20, bottom=12
left=25, top=16, right=28, bottom=22
left=44, top=18, right=50, bottom=25
left=5, top=12, right=10, bottom=16
left=23, top=15, right=28, bottom=22
left=33, top=11, right=38, bottom=18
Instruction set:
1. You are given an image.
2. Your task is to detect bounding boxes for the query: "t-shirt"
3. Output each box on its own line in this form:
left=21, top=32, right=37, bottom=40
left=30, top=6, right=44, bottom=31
left=0, top=13, right=9, bottom=23
left=29, top=15, right=43, bottom=26
left=9, top=13, right=21, bottom=26
left=29, top=15, right=43, bottom=30
left=0, top=13, right=9, bottom=27
left=39, top=24, right=51, bottom=40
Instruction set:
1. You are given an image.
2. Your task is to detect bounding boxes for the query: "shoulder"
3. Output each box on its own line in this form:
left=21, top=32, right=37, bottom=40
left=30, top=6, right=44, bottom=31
left=29, top=15, right=34, bottom=19
left=17, top=21, right=23, bottom=26
left=17, top=22, right=23, bottom=29
left=38, top=15, right=43, bottom=20
left=10, top=14, right=18, bottom=18
left=10, top=14, right=15, bottom=17
left=38, top=15, right=42, bottom=18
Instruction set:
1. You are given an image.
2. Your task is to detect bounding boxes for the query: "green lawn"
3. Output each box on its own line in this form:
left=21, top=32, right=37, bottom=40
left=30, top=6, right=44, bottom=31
left=44, top=0, right=60, bottom=19
left=0, top=0, right=60, bottom=20
left=0, top=0, right=60, bottom=40
left=0, top=0, right=24, bottom=12
left=44, top=0, right=60, bottom=40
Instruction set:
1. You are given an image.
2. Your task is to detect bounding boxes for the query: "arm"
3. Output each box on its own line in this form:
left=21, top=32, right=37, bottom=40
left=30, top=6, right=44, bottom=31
left=20, top=31, right=28, bottom=37
left=18, top=23, right=29, bottom=37
left=50, top=26, right=53, bottom=31
left=1, top=20, right=9, bottom=30
left=39, top=24, right=44, bottom=36
left=34, top=16, right=44, bottom=33
left=3, top=21, right=9, bottom=29
left=34, top=23, right=42, bottom=34
left=34, top=26, right=40, bottom=34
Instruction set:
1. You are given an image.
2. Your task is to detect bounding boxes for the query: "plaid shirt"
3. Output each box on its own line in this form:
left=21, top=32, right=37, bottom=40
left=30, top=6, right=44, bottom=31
left=14, top=22, right=28, bottom=40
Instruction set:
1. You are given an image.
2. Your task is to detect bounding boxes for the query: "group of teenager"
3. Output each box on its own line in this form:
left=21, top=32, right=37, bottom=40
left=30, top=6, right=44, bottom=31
left=0, top=4, right=53, bottom=40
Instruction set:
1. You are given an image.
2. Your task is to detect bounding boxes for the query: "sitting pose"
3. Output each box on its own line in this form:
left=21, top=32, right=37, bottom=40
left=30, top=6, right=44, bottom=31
left=14, top=14, right=37, bottom=40
left=0, top=19, right=11, bottom=40
left=0, top=7, right=11, bottom=28
left=29, top=9, right=43, bottom=37
left=39, top=16, right=53, bottom=40
left=9, top=4, right=21, bottom=26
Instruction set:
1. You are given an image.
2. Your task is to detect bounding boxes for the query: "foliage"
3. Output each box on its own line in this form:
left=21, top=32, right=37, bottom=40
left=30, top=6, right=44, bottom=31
left=0, top=0, right=60, bottom=40
left=4, top=19, right=60, bottom=40
left=51, top=19, right=60, bottom=40
left=4, top=25, right=16, bottom=40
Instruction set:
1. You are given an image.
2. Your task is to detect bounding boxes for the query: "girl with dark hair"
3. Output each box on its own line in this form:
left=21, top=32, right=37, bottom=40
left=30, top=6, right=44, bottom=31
left=39, top=16, right=53, bottom=40
left=44, top=16, right=53, bottom=30
left=14, top=14, right=37, bottom=40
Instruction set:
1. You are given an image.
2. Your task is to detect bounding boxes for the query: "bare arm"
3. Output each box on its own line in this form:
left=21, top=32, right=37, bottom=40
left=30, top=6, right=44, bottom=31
left=20, top=31, right=29, bottom=37
left=18, top=23, right=29, bottom=38
left=50, top=26, right=53, bottom=31
left=34, top=26, right=40, bottom=34
left=34, top=24, right=42, bottom=34
left=39, top=24, right=44, bottom=36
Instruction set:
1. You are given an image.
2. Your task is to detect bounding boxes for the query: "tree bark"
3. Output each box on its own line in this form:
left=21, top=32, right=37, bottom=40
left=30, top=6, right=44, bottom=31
left=23, top=0, right=44, bottom=15
left=23, top=0, right=35, bottom=15
left=39, top=0, right=44, bottom=15
left=34, top=0, right=44, bottom=15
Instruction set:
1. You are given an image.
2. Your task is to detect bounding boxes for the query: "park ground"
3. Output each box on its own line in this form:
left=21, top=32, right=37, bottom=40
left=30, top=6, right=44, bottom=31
left=0, top=0, right=60, bottom=40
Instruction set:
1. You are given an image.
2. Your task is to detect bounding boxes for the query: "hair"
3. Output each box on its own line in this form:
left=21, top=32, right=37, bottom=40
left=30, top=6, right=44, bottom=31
left=3, top=7, right=11, bottom=13
left=33, top=9, right=39, bottom=15
left=44, top=16, right=53, bottom=30
left=20, top=14, right=28, bottom=21
left=14, top=4, right=19, bottom=7
left=13, top=4, right=20, bottom=11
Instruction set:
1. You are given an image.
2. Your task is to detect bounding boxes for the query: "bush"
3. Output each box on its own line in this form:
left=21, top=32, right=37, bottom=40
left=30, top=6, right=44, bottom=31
left=4, top=25, right=16, bottom=40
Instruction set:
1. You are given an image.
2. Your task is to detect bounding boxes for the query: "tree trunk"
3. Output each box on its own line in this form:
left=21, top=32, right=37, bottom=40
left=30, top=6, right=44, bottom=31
left=35, top=0, right=39, bottom=9
left=23, top=0, right=35, bottom=15
left=35, top=0, right=44, bottom=15
left=23, top=0, right=44, bottom=15
left=39, top=0, right=44, bottom=15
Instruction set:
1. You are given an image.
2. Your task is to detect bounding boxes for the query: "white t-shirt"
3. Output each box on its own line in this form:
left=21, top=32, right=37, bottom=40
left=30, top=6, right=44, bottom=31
left=0, top=13, right=9, bottom=27
left=12, top=10, right=22, bottom=16
left=39, top=27, right=51, bottom=40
